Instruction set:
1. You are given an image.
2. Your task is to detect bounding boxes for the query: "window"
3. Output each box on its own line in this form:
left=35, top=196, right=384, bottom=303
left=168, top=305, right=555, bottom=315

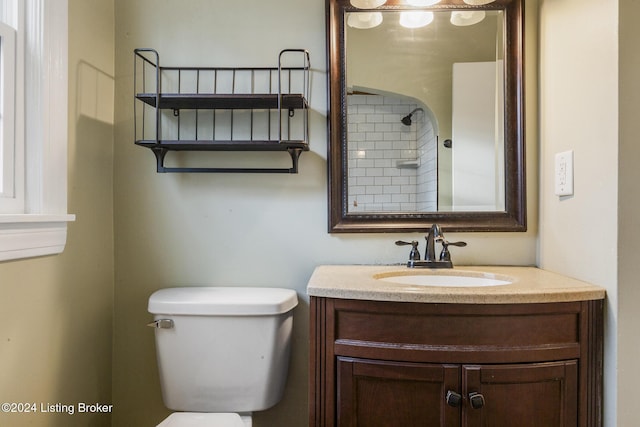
left=0, top=2, right=19, bottom=210
left=0, top=0, right=74, bottom=261
left=0, top=23, right=16, bottom=200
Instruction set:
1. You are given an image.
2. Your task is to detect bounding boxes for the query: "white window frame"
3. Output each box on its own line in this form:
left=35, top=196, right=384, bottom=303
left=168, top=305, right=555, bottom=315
left=0, top=1, right=20, bottom=210
left=0, top=0, right=75, bottom=262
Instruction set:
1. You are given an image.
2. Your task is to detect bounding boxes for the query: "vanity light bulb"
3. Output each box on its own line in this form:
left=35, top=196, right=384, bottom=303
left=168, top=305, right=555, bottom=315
left=462, top=0, right=496, bottom=5
left=347, top=12, right=384, bottom=29
left=406, top=0, right=441, bottom=6
left=450, top=10, right=486, bottom=26
left=399, top=11, right=434, bottom=28
left=350, top=0, right=386, bottom=9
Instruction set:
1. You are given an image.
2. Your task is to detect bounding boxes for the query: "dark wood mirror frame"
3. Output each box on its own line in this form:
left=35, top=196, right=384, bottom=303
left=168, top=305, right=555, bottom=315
left=327, top=0, right=526, bottom=233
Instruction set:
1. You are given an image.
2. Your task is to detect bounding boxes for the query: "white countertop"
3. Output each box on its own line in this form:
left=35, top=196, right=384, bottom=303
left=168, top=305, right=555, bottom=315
left=306, top=265, right=606, bottom=304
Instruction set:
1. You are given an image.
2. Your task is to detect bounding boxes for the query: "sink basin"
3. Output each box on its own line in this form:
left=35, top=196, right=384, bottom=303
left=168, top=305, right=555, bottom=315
left=375, top=271, right=513, bottom=287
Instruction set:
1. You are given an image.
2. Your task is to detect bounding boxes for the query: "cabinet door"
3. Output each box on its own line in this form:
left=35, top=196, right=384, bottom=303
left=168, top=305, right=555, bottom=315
left=463, top=361, right=578, bottom=427
left=337, top=357, right=461, bottom=427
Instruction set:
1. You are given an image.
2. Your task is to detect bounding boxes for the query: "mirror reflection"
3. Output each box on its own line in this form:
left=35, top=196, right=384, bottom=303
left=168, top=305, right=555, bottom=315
left=327, top=0, right=525, bottom=233
left=346, top=10, right=505, bottom=213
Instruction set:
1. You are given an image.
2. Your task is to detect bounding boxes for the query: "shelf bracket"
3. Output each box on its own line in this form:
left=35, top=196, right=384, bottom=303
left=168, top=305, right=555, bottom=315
left=288, top=147, right=303, bottom=174
left=151, top=146, right=170, bottom=173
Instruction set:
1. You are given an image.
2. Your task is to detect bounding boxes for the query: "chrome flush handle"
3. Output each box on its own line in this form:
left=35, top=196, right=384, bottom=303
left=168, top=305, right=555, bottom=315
left=146, top=319, right=174, bottom=329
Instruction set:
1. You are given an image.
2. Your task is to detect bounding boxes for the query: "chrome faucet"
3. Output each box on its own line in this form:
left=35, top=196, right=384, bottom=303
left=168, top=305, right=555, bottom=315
left=424, top=223, right=444, bottom=263
left=395, top=224, right=467, bottom=268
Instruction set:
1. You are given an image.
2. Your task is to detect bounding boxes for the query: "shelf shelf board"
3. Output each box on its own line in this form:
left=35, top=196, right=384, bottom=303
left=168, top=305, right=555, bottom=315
left=136, top=140, right=308, bottom=174
left=135, top=140, right=309, bottom=152
left=135, top=93, right=307, bottom=110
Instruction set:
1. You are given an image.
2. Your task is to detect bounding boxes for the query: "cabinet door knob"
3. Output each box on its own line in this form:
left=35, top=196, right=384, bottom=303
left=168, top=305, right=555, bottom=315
left=468, top=392, right=485, bottom=409
left=445, top=390, right=462, bottom=407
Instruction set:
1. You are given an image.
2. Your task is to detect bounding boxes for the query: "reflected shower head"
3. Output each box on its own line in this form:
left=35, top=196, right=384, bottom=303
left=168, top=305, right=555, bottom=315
left=401, top=107, right=424, bottom=126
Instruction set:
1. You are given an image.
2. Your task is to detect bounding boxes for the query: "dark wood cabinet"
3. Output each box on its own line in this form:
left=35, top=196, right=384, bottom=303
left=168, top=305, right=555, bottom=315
left=338, top=359, right=460, bottom=427
left=309, top=297, right=603, bottom=427
left=462, top=361, right=578, bottom=427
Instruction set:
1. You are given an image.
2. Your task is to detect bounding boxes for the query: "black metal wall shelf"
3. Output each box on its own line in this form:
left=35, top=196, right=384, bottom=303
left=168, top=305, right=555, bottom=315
left=133, top=48, right=310, bottom=173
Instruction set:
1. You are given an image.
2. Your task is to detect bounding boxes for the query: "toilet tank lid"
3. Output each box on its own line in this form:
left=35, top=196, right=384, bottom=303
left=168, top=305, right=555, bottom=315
left=148, top=287, right=298, bottom=316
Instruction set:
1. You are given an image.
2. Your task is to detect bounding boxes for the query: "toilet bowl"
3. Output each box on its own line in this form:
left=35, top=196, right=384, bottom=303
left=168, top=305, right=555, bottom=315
left=148, top=287, right=298, bottom=427
left=157, top=412, right=246, bottom=427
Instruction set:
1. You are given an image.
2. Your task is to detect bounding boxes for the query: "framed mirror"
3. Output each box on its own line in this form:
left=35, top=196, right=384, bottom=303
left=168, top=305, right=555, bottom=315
left=327, top=0, right=525, bottom=232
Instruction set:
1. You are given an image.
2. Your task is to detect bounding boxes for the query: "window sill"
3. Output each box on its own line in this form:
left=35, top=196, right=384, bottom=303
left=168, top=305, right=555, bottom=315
left=0, top=214, right=76, bottom=261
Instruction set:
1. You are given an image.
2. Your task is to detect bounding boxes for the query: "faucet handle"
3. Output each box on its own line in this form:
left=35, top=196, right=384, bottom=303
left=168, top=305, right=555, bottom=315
left=443, top=240, right=467, bottom=248
left=439, top=240, right=467, bottom=262
left=395, top=240, right=421, bottom=261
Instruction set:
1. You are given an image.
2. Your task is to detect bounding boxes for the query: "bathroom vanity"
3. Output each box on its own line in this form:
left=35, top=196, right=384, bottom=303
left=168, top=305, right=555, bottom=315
left=307, top=266, right=605, bottom=427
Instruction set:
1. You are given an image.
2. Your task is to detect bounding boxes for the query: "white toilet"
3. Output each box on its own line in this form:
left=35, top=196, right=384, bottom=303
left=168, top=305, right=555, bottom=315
left=148, top=286, right=298, bottom=427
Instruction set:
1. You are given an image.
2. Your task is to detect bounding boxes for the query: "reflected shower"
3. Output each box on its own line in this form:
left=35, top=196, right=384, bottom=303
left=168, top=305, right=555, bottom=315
left=401, top=108, right=424, bottom=126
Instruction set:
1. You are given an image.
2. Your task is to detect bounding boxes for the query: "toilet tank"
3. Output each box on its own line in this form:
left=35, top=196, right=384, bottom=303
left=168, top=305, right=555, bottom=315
left=148, top=287, right=298, bottom=413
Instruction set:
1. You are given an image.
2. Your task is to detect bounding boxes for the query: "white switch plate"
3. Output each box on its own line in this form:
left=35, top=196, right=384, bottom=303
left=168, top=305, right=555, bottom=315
left=555, top=150, right=574, bottom=196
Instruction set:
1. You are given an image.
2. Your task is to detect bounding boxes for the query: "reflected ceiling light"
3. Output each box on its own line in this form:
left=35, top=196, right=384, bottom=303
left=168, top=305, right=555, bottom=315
left=347, top=12, right=384, bottom=29
left=350, top=0, right=386, bottom=8
left=462, top=0, right=496, bottom=4
left=450, top=10, right=486, bottom=26
left=399, top=11, right=434, bottom=28
left=406, top=0, right=441, bottom=6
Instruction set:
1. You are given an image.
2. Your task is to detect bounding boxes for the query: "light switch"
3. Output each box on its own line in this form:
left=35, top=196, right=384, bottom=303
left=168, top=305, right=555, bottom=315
left=555, top=150, right=574, bottom=196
